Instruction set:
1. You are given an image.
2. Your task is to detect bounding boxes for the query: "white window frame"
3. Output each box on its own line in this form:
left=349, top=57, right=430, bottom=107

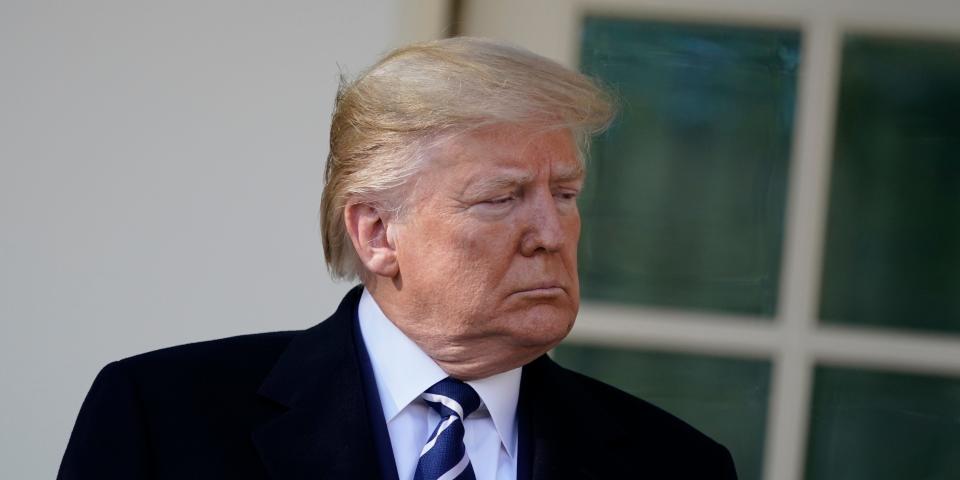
left=455, top=1, right=960, bottom=479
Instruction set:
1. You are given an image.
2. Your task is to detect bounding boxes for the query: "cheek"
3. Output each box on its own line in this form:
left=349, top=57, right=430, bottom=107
left=459, top=242, right=515, bottom=293
left=453, top=217, right=521, bottom=258
left=565, top=213, right=581, bottom=259
left=569, top=207, right=582, bottom=235
left=405, top=220, right=513, bottom=297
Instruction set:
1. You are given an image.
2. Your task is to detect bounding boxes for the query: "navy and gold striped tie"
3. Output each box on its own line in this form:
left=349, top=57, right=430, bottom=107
left=413, top=378, right=482, bottom=480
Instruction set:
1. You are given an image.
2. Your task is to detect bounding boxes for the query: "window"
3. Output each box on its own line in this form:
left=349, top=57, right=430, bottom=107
left=461, top=2, right=960, bottom=478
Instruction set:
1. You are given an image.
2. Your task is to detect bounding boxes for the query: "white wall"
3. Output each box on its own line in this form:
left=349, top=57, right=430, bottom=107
left=0, top=1, right=430, bottom=476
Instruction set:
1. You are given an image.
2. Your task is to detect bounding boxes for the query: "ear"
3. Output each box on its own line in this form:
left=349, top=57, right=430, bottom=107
left=343, top=202, right=400, bottom=278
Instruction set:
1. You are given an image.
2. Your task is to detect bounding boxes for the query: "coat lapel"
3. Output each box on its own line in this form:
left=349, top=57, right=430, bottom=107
left=252, top=287, right=381, bottom=480
left=521, top=355, right=606, bottom=480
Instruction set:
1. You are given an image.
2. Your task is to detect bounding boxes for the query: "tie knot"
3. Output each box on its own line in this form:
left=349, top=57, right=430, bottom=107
left=421, top=377, right=481, bottom=420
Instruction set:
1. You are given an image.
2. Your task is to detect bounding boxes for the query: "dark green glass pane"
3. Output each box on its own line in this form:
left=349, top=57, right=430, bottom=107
left=820, top=36, right=960, bottom=334
left=577, top=17, right=799, bottom=316
left=805, top=366, right=960, bottom=479
left=554, top=343, right=771, bottom=480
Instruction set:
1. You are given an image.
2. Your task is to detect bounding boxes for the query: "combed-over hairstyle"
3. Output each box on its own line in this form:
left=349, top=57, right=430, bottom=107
left=321, top=36, right=615, bottom=281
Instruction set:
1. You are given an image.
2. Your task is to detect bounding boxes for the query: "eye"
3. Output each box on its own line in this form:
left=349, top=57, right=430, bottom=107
left=554, top=190, right=580, bottom=202
left=480, top=193, right=518, bottom=206
left=469, top=191, right=522, bottom=216
left=485, top=196, right=515, bottom=205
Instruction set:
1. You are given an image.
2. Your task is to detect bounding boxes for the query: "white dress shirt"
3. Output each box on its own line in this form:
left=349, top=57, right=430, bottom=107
left=357, top=289, right=520, bottom=480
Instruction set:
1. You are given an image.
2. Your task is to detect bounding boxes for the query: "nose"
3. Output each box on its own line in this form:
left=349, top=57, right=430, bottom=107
left=519, top=189, right=568, bottom=256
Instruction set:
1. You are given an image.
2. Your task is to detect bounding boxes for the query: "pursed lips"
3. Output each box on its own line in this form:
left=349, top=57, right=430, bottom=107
left=511, top=283, right=565, bottom=296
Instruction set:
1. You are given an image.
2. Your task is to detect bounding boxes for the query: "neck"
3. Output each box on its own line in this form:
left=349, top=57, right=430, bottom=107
left=364, top=279, right=547, bottom=381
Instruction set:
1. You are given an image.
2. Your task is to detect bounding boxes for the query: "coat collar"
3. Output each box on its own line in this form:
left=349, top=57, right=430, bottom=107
left=519, top=355, right=588, bottom=480
left=252, top=286, right=381, bottom=480
left=520, top=355, right=631, bottom=480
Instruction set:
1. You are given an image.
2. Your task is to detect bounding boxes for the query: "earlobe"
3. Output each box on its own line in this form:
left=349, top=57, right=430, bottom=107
left=343, top=203, right=400, bottom=278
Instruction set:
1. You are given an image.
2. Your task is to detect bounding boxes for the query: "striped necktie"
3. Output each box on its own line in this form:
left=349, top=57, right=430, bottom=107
left=413, top=377, right=482, bottom=480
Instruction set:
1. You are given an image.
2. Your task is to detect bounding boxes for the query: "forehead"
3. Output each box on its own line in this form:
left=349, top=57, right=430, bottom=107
left=432, top=125, right=582, bottom=177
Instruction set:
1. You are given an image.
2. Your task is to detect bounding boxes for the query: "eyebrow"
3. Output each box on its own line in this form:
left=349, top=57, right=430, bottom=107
left=466, top=173, right=534, bottom=196
left=552, top=163, right=585, bottom=183
left=463, top=164, right=585, bottom=197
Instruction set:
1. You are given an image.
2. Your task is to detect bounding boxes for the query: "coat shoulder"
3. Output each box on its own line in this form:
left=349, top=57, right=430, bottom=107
left=116, top=330, right=298, bottom=376
left=59, top=331, right=303, bottom=480
left=562, top=364, right=715, bottom=440
left=91, top=332, right=294, bottom=408
left=104, top=330, right=300, bottom=404
left=535, top=357, right=739, bottom=478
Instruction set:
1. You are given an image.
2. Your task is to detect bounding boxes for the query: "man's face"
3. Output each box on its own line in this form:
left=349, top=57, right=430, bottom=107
left=384, top=124, right=582, bottom=379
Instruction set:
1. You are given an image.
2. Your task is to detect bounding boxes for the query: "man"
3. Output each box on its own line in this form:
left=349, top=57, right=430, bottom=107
left=59, top=37, right=737, bottom=479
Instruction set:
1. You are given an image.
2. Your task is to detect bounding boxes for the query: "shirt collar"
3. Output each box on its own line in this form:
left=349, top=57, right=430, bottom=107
left=357, top=288, right=521, bottom=458
left=464, top=367, right=521, bottom=458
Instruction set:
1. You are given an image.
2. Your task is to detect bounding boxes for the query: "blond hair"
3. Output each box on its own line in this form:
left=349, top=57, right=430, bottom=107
left=321, top=37, right=614, bottom=281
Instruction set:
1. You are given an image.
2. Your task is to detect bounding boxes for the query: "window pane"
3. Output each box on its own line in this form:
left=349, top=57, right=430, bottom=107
left=820, top=35, right=960, bottom=334
left=805, top=366, right=960, bottom=479
left=578, top=17, right=800, bottom=316
left=554, top=344, right=771, bottom=480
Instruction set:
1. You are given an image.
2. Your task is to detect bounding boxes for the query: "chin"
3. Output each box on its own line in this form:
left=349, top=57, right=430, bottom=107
left=506, top=305, right=576, bottom=348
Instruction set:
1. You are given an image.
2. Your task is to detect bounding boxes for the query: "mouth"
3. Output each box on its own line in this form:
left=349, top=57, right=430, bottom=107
left=511, top=284, right=565, bottom=297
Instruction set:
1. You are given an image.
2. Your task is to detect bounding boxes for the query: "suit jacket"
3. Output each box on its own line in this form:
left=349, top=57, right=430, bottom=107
left=59, top=286, right=737, bottom=479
